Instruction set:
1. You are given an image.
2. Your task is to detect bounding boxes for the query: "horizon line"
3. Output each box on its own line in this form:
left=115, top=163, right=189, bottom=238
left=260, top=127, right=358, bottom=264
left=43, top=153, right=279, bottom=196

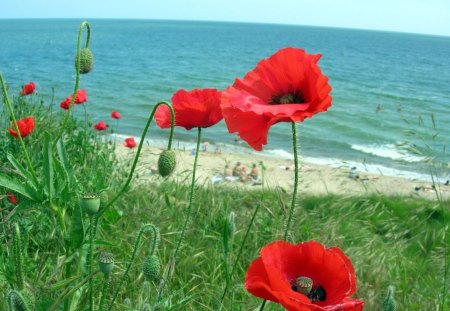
left=1, top=17, right=449, bottom=38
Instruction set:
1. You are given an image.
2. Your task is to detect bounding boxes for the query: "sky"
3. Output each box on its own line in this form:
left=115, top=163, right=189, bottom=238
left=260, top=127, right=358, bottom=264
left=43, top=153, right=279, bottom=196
left=1, top=0, right=449, bottom=36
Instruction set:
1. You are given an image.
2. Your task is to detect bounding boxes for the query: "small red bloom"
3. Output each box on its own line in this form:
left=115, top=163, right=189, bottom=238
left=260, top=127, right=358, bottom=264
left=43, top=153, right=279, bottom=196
left=111, top=111, right=122, bottom=119
left=245, top=241, right=363, bottom=311
left=124, top=137, right=136, bottom=148
left=155, top=88, right=222, bottom=130
left=20, top=82, right=36, bottom=96
left=60, top=97, right=71, bottom=110
left=221, top=47, right=332, bottom=151
left=60, top=89, right=87, bottom=110
left=93, top=121, right=108, bottom=131
left=7, top=192, right=18, bottom=204
left=75, top=89, right=87, bottom=104
left=8, top=117, right=35, bottom=138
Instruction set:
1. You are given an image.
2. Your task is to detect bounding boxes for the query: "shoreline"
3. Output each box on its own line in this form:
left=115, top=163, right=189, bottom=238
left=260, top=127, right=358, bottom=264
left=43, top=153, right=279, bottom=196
left=115, top=142, right=450, bottom=200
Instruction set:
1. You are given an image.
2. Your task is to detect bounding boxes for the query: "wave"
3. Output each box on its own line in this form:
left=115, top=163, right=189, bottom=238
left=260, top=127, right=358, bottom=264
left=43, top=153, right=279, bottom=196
left=351, top=144, right=426, bottom=163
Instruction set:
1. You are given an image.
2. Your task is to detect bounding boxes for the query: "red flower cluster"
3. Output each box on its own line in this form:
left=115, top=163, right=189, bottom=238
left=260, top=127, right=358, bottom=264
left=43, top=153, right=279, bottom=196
left=8, top=117, right=35, bottom=138
left=111, top=111, right=122, bottom=119
left=93, top=120, right=108, bottom=131
left=60, top=89, right=88, bottom=110
left=124, top=137, right=136, bottom=148
left=20, top=82, right=36, bottom=96
left=155, top=88, right=222, bottom=130
left=221, top=48, right=332, bottom=150
left=245, top=241, right=363, bottom=311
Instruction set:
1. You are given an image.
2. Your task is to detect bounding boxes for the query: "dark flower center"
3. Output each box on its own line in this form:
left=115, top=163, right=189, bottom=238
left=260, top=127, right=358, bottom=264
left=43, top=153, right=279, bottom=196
left=291, top=276, right=326, bottom=303
left=270, top=90, right=305, bottom=105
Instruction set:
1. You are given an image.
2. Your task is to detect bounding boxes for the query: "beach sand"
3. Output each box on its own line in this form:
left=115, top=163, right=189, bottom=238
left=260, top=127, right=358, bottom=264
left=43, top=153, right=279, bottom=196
left=116, top=144, right=449, bottom=200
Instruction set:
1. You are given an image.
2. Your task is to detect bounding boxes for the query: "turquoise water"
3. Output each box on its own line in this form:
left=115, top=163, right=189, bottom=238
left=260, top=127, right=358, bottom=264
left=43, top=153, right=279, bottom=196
left=1, top=19, right=449, bottom=179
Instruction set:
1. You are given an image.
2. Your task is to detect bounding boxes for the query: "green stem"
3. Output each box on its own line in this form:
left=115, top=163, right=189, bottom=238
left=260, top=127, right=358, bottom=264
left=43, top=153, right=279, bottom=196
left=107, top=224, right=159, bottom=311
left=13, top=223, right=24, bottom=290
left=220, top=204, right=261, bottom=306
left=89, top=215, right=95, bottom=311
left=172, top=127, right=202, bottom=260
left=283, top=122, right=299, bottom=241
left=98, top=274, right=109, bottom=311
left=0, top=73, right=38, bottom=184
left=54, top=21, right=90, bottom=145
left=260, top=123, right=299, bottom=311
left=96, top=101, right=175, bottom=218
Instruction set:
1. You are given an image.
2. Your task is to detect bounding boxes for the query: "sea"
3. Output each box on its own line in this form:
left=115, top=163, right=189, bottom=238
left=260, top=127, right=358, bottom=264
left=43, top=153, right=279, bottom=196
left=1, top=19, right=449, bottom=181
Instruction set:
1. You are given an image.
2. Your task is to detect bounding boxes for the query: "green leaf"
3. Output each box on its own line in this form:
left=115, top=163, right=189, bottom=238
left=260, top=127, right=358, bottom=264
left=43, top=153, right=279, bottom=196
left=0, top=173, right=38, bottom=201
left=43, top=132, right=54, bottom=201
left=56, top=139, right=77, bottom=188
left=6, top=153, right=38, bottom=189
left=69, top=204, right=84, bottom=250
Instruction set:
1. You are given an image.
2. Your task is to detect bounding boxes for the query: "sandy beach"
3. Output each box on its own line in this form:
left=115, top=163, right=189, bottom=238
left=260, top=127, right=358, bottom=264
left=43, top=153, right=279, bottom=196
left=116, top=144, right=449, bottom=200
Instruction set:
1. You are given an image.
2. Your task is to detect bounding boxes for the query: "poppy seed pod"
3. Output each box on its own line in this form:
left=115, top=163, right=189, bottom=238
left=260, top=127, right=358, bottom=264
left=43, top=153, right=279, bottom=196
left=158, top=150, right=176, bottom=177
left=80, top=194, right=100, bottom=215
left=7, top=289, right=36, bottom=311
left=98, top=252, right=115, bottom=276
left=142, top=255, right=161, bottom=282
left=75, top=48, right=94, bottom=74
left=383, top=286, right=397, bottom=311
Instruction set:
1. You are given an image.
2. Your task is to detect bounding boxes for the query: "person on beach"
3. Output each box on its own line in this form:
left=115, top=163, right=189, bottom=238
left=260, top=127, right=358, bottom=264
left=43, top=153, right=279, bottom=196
left=203, top=141, right=209, bottom=152
left=224, top=164, right=232, bottom=177
left=232, top=162, right=242, bottom=177
left=249, top=163, right=259, bottom=181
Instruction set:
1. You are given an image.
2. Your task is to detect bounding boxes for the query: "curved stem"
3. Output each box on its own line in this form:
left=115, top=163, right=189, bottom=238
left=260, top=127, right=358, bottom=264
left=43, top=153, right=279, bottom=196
left=107, top=224, right=159, bottom=311
left=0, top=73, right=38, bottom=184
left=96, top=101, right=175, bottom=218
left=172, top=127, right=201, bottom=260
left=54, top=21, right=90, bottom=145
left=283, top=122, right=299, bottom=241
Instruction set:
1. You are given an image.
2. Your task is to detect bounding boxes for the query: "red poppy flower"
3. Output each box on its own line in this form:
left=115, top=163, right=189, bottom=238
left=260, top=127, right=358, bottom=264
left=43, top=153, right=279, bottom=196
left=7, top=192, right=18, bottom=204
left=221, top=47, right=332, bottom=151
left=8, top=117, right=35, bottom=138
left=155, top=88, right=222, bottom=130
left=20, top=82, right=36, bottom=96
left=111, top=111, right=122, bottom=119
left=75, top=89, right=87, bottom=104
left=60, top=97, right=71, bottom=110
left=93, top=121, right=108, bottom=131
left=245, top=241, right=363, bottom=311
left=124, top=137, right=136, bottom=148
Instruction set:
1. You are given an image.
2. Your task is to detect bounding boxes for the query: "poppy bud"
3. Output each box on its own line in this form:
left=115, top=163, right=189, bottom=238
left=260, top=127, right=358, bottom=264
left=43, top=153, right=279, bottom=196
left=80, top=194, right=100, bottom=215
left=157, top=150, right=176, bottom=177
left=98, top=252, right=115, bottom=276
left=75, top=48, right=94, bottom=74
left=383, top=286, right=397, bottom=311
left=7, top=289, right=36, bottom=311
left=226, top=211, right=236, bottom=239
left=142, top=255, right=161, bottom=282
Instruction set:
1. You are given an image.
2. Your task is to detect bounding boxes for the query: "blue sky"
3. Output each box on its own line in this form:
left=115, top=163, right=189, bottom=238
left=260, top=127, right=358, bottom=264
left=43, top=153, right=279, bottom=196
left=1, top=0, right=449, bottom=36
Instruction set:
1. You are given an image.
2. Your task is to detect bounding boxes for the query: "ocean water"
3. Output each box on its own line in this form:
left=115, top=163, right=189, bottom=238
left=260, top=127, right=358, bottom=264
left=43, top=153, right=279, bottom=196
left=1, top=19, right=449, bottom=180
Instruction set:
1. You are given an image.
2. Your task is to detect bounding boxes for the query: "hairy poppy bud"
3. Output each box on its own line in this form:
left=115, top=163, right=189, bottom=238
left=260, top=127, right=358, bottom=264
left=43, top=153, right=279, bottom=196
left=75, top=48, right=94, bottom=74
left=142, top=255, right=161, bottom=282
left=7, top=289, right=36, bottom=311
left=98, top=252, right=115, bottom=276
left=158, top=150, right=176, bottom=177
left=80, top=194, right=100, bottom=215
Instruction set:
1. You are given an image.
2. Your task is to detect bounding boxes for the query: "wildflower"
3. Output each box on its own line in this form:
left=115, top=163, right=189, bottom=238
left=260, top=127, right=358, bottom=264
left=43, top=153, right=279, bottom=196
left=245, top=241, right=363, bottom=310
left=111, top=111, right=122, bottom=119
left=155, top=88, right=222, bottom=130
left=20, top=82, right=36, bottom=96
left=8, top=117, right=35, bottom=138
left=60, top=89, right=87, bottom=110
left=8, top=192, right=18, bottom=204
left=93, top=121, right=108, bottom=131
left=124, top=137, right=136, bottom=148
left=221, top=48, right=332, bottom=150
